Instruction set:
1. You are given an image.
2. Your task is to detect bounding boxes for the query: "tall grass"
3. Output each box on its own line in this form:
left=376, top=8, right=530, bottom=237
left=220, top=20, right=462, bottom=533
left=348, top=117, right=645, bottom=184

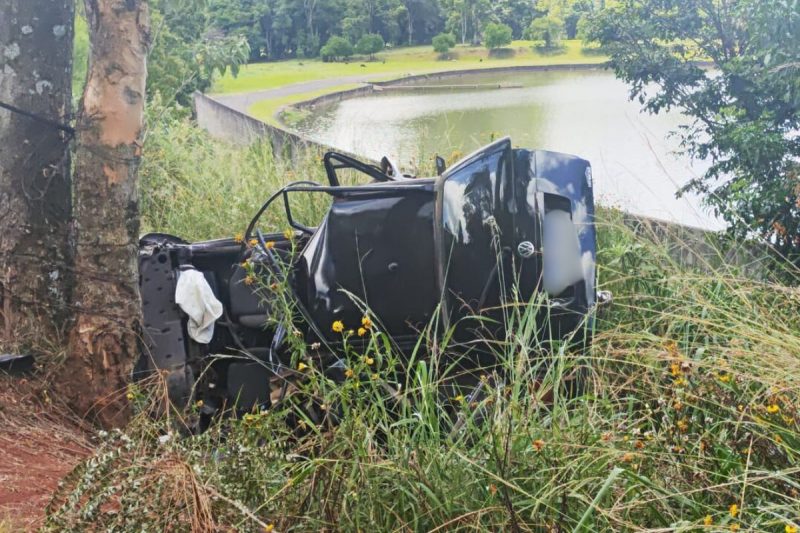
left=46, top=114, right=800, bottom=531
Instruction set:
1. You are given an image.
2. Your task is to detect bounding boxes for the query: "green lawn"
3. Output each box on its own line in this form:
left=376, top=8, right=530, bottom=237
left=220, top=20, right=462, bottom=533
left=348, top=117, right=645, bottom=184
left=248, top=83, right=365, bottom=125
left=212, top=40, right=607, bottom=95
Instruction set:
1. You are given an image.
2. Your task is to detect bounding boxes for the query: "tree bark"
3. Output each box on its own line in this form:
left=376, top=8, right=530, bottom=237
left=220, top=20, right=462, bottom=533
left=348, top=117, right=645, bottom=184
left=63, top=0, right=149, bottom=428
left=0, top=0, right=74, bottom=350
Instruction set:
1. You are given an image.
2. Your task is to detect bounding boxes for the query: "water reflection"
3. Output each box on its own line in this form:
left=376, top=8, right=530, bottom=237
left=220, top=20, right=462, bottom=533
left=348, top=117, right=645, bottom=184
left=294, top=69, right=722, bottom=229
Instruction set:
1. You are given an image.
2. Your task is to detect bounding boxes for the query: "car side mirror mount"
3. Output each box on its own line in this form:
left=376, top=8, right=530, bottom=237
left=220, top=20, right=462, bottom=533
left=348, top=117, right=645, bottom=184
left=435, top=155, right=447, bottom=176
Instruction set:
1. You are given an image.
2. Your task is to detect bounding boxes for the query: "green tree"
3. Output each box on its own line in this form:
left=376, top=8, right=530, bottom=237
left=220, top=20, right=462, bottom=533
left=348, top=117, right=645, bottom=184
left=432, top=32, right=456, bottom=55
left=564, top=0, right=593, bottom=39
left=590, top=0, right=800, bottom=265
left=528, top=15, right=563, bottom=49
left=149, top=2, right=249, bottom=108
left=483, top=22, right=512, bottom=49
left=356, top=33, right=385, bottom=58
left=320, top=35, right=355, bottom=61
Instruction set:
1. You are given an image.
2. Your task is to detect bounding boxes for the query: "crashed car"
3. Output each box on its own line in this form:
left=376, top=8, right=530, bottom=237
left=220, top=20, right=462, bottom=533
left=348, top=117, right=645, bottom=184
left=136, top=137, right=600, bottom=422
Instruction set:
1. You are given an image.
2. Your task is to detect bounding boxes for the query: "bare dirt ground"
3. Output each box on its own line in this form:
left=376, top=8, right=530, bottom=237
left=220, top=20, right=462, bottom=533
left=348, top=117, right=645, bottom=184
left=0, top=374, right=92, bottom=531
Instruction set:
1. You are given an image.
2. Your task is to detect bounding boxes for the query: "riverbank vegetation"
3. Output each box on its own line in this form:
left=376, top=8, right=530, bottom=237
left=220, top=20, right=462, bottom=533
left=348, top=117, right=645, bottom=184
left=43, top=110, right=800, bottom=531
left=205, top=0, right=597, bottom=62
left=211, top=39, right=605, bottom=95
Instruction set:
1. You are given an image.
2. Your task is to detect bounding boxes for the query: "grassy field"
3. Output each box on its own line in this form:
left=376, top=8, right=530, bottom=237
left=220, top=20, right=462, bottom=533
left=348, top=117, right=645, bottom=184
left=213, top=40, right=607, bottom=124
left=42, top=113, right=800, bottom=532
left=212, top=40, right=606, bottom=95
left=248, top=83, right=364, bottom=126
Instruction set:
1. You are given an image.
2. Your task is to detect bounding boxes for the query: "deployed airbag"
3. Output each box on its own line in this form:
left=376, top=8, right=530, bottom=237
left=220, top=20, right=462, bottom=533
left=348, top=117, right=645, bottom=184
left=175, top=268, right=223, bottom=344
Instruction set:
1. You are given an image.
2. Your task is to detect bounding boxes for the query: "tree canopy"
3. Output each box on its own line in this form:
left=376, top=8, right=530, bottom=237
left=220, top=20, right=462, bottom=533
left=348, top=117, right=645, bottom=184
left=528, top=14, right=563, bottom=49
left=432, top=32, right=456, bottom=54
left=483, top=22, right=513, bottom=49
left=589, top=0, right=800, bottom=263
left=199, top=0, right=599, bottom=61
left=356, top=33, right=385, bottom=57
left=320, top=35, right=355, bottom=61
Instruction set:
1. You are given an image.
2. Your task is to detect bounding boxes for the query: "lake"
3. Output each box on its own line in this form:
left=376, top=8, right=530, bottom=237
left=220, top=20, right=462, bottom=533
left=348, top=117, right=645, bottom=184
left=293, top=68, right=722, bottom=230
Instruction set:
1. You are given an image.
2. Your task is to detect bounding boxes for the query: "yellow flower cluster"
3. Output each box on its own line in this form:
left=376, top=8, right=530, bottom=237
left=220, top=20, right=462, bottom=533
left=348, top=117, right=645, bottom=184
left=332, top=316, right=373, bottom=336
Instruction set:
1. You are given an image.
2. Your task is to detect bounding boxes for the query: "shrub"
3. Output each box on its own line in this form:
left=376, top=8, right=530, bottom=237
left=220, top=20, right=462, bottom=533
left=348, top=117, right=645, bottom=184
left=483, top=22, right=512, bottom=50
left=432, top=32, right=456, bottom=55
left=355, top=33, right=384, bottom=58
left=319, top=35, right=354, bottom=62
left=528, top=15, right=564, bottom=49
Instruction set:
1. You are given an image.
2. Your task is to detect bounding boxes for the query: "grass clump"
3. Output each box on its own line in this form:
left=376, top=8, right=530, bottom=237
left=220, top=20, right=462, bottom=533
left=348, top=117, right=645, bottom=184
left=46, top=120, right=800, bottom=531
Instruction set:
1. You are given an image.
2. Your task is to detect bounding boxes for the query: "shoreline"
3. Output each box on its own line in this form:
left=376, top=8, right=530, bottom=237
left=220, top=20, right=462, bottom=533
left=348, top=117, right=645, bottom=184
left=279, top=62, right=610, bottom=124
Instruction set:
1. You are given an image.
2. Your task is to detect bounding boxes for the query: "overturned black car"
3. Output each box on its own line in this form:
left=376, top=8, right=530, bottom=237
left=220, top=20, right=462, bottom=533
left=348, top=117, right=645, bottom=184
left=137, top=138, right=601, bottom=422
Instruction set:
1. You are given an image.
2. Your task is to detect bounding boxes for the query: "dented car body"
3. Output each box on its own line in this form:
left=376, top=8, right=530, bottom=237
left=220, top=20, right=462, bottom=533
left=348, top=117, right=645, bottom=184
left=137, top=138, right=599, bottom=419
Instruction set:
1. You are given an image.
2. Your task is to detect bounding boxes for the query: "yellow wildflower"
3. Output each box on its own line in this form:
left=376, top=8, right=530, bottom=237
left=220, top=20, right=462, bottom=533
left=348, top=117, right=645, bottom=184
left=361, top=316, right=372, bottom=329
left=332, top=320, right=344, bottom=333
left=195, top=400, right=204, bottom=408
left=730, top=524, right=740, bottom=532
left=532, top=439, right=545, bottom=452
left=729, top=503, right=739, bottom=518
left=234, top=232, right=244, bottom=244
left=266, top=241, right=276, bottom=249
left=453, top=394, right=464, bottom=403
left=264, top=524, right=274, bottom=533
left=344, top=368, right=354, bottom=378
left=244, top=274, right=256, bottom=286
left=298, top=362, right=309, bottom=372
left=283, top=229, right=293, bottom=240
left=718, top=373, right=731, bottom=383
left=786, top=525, right=798, bottom=533
left=126, top=391, right=135, bottom=401
left=671, top=362, right=682, bottom=377
left=767, top=404, right=780, bottom=414
left=703, top=515, right=713, bottom=526
left=677, top=418, right=689, bottom=432
left=249, top=238, right=258, bottom=247
left=364, top=356, right=374, bottom=366
left=358, top=327, right=367, bottom=337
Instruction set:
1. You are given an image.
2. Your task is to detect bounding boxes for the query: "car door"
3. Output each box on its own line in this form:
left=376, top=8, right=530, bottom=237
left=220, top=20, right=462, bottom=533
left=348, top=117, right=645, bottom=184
left=435, top=137, right=520, bottom=335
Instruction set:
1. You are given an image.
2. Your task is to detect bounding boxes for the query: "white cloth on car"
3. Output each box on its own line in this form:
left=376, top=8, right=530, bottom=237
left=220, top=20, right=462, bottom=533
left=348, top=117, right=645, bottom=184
left=175, top=268, right=223, bottom=344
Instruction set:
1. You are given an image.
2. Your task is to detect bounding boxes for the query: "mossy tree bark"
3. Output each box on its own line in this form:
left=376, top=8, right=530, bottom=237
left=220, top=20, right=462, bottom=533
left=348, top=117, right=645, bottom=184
left=0, top=0, right=74, bottom=351
left=63, top=0, right=150, bottom=428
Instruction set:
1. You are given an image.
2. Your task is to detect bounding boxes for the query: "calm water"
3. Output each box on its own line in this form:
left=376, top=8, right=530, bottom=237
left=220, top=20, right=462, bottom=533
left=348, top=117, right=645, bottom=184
left=294, top=69, right=721, bottom=229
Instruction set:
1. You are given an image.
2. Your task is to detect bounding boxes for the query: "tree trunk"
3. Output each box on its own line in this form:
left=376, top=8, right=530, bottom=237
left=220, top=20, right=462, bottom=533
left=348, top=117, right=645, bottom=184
left=62, top=0, right=149, bottom=428
left=0, top=0, right=74, bottom=351
left=406, top=5, right=414, bottom=45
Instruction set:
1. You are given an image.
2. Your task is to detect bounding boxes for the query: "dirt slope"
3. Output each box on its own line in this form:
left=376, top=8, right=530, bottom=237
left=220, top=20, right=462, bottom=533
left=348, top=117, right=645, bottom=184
left=0, top=375, right=92, bottom=531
